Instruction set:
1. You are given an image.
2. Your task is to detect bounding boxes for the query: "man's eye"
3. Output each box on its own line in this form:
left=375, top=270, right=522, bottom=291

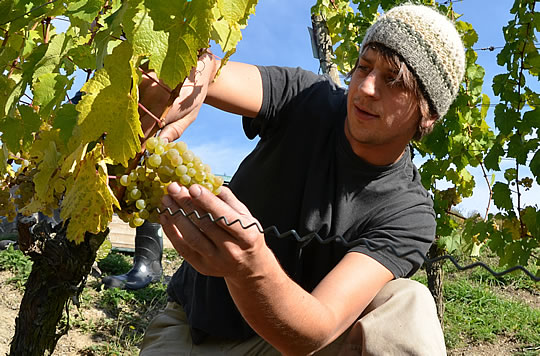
left=357, top=65, right=370, bottom=72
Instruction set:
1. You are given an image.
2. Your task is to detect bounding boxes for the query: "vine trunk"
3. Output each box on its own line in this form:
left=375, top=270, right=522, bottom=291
left=9, top=217, right=107, bottom=356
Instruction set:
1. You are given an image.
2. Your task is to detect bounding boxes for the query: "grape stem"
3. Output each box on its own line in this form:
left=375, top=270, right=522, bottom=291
left=114, top=77, right=187, bottom=202
left=138, top=102, right=162, bottom=126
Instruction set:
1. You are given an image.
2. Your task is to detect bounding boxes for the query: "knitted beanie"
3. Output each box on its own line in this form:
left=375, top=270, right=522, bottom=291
left=360, top=4, right=465, bottom=118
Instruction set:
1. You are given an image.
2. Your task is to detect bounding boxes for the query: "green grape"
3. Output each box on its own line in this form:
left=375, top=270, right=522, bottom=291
left=118, top=139, right=224, bottom=226
left=213, top=176, right=224, bottom=187
left=135, top=199, right=146, bottom=210
left=130, top=188, right=142, bottom=200
left=175, top=165, right=188, bottom=177
left=195, top=170, right=206, bottom=182
left=120, top=175, right=130, bottom=186
left=175, top=141, right=188, bottom=153
left=148, top=153, right=162, bottom=168
left=133, top=216, right=145, bottom=227
left=129, top=171, right=138, bottom=182
left=146, top=137, right=159, bottom=151
left=139, top=208, right=150, bottom=220
left=182, top=150, right=194, bottom=163
left=180, top=174, right=191, bottom=186
left=158, top=165, right=174, bottom=178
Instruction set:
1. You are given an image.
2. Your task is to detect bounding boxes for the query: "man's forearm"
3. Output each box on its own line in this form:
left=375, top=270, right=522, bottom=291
left=224, top=246, right=343, bottom=355
left=204, top=60, right=263, bottom=118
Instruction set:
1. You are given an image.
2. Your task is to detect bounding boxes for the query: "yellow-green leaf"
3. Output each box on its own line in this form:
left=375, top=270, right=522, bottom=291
left=61, top=145, right=120, bottom=244
left=76, top=41, right=142, bottom=166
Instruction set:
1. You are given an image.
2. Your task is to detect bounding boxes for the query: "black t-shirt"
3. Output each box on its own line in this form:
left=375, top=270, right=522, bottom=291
left=166, top=66, right=436, bottom=342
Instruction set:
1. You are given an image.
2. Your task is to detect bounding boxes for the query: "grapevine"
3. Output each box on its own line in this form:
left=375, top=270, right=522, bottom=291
left=312, top=0, right=539, bottom=275
left=0, top=0, right=258, bottom=243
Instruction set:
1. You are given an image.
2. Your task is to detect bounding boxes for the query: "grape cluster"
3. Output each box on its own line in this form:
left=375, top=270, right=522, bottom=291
left=117, top=137, right=224, bottom=228
left=0, top=186, right=17, bottom=222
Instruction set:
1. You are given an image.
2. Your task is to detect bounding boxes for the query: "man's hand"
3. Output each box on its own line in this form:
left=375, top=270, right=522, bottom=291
left=139, top=52, right=219, bottom=143
left=159, top=183, right=268, bottom=278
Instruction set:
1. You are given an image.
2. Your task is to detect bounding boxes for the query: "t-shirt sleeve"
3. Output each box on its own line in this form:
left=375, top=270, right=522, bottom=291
left=349, top=195, right=436, bottom=279
left=241, top=66, right=335, bottom=139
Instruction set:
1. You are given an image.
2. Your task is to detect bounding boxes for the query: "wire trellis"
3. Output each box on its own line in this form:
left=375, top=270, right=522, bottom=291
left=157, top=206, right=540, bottom=282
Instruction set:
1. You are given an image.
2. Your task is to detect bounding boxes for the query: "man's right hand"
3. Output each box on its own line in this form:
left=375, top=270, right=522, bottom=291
left=138, top=51, right=220, bottom=143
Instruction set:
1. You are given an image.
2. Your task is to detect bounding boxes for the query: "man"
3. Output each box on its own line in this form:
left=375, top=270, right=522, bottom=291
left=139, top=4, right=465, bottom=355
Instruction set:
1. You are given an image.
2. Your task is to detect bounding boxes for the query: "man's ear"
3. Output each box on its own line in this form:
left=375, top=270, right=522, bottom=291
left=421, top=114, right=438, bottom=130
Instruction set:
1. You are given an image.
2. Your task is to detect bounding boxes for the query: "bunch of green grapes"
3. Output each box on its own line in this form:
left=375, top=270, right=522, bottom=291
left=0, top=186, right=17, bottom=222
left=12, top=170, right=36, bottom=212
left=118, top=137, right=224, bottom=228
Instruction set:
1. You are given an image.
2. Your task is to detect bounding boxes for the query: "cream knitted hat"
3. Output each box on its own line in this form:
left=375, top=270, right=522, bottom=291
left=361, top=4, right=465, bottom=118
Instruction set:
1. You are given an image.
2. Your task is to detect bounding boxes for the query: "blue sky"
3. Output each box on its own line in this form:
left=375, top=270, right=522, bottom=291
left=179, top=0, right=539, bottom=215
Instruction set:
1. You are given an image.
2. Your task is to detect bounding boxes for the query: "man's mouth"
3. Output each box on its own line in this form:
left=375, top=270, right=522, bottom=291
left=353, top=104, right=379, bottom=120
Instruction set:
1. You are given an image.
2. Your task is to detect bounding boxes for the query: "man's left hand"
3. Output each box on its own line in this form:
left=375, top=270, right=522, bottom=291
left=160, top=183, right=267, bottom=278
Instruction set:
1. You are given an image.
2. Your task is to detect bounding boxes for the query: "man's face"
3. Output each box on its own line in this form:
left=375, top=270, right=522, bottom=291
left=345, top=48, right=421, bottom=164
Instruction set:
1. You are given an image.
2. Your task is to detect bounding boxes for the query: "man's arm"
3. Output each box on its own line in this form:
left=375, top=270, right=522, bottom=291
left=139, top=53, right=263, bottom=142
left=160, top=183, right=394, bottom=355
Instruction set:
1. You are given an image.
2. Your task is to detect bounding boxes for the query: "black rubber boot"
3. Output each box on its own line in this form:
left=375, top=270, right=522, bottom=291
left=102, top=221, right=163, bottom=290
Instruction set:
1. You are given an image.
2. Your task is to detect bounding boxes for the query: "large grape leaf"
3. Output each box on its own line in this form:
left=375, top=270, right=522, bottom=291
left=76, top=41, right=142, bottom=167
left=212, top=0, right=257, bottom=60
left=0, top=143, right=8, bottom=176
left=123, top=0, right=168, bottom=72
left=20, top=131, right=64, bottom=215
left=61, top=145, right=120, bottom=244
left=53, top=103, right=79, bottom=146
left=31, top=32, right=73, bottom=84
left=33, top=73, right=74, bottom=120
left=217, top=0, right=257, bottom=25
left=65, top=0, right=103, bottom=22
left=0, top=105, right=41, bottom=152
left=144, top=0, right=215, bottom=87
left=0, top=76, right=15, bottom=118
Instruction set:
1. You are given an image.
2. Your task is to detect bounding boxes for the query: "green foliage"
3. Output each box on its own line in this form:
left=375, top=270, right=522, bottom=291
left=0, top=245, right=33, bottom=287
left=0, top=0, right=258, bottom=243
left=312, top=0, right=539, bottom=272
left=443, top=279, right=540, bottom=348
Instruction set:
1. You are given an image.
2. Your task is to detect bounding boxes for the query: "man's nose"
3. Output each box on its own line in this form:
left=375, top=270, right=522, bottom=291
left=358, top=71, right=379, bottom=99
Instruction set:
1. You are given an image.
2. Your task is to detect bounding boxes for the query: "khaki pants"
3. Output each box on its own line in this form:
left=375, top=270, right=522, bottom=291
left=140, top=279, right=446, bottom=355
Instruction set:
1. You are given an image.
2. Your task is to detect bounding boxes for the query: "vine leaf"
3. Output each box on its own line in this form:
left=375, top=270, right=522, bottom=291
left=65, top=0, right=103, bottom=22
left=33, top=73, right=74, bottom=120
left=123, top=0, right=169, bottom=71
left=60, top=145, right=120, bottom=244
left=492, top=182, right=513, bottom=212
left=76, top=41, right=142, bottom=167
left=53, top=103, right=79, bottom=146
left=144, top=0, right=215, bottom=87
left=0, top=105, right=42, bottom=152
left=212, top=0, right=258, bottom=55
left=20, top=131, right=64, bottom=215
left=530, top=148, right=540, bottom=184
left=0, top=144, right=8, bottom=176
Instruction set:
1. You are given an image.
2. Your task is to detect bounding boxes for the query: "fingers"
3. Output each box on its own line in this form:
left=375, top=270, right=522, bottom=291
left=217, top=186, right=252, bottom=216
left=160, top=184, right=217, bottom=258
left=185, top=184, right=262, bottom=242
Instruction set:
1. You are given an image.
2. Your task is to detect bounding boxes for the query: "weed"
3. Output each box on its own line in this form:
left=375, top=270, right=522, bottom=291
left=443, top=279, right=540, bottom=349
left=0, top=245, right=32, bottom=287
left=97, top=251, right=133, bottom=276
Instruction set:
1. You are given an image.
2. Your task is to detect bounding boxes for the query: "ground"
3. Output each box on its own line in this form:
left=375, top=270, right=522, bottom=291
left=0, top=248, right=538, bottom=355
